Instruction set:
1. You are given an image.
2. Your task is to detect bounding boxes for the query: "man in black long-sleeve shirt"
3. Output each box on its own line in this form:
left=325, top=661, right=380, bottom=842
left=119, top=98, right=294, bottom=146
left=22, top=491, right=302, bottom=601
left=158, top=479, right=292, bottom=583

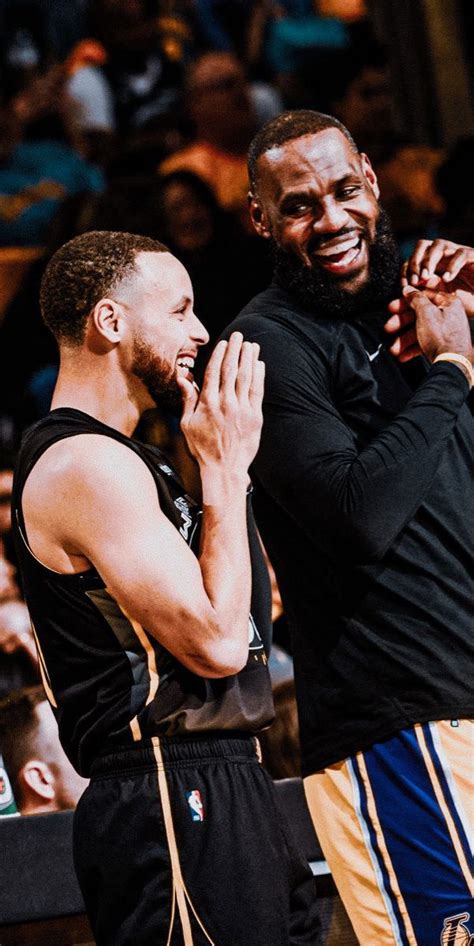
left=222, top=111, right=474, bottom=945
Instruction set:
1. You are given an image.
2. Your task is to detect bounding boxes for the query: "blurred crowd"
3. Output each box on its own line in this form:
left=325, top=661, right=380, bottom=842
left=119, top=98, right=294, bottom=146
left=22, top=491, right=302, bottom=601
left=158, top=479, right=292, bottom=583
left=0, top=0, right=473, bottom=816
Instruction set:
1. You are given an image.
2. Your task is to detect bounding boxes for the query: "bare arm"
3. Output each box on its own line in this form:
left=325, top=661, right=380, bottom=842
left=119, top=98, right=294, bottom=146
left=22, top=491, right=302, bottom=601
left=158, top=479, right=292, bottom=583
left=22, top=335, right=265, bottom=678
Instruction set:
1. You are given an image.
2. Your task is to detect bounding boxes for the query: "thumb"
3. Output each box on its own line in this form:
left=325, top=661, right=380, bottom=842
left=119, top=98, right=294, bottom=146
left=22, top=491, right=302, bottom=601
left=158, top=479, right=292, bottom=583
left=177, top=374, right=199, bottom=425
left=402, top=286, right=439, bottom=317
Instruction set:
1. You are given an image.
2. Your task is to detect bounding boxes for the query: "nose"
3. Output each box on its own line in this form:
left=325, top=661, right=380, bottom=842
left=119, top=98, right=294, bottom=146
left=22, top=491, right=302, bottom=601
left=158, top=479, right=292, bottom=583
left=190, top=311, right=210, bottom=347
left=314, top=198, right=350, bottom=234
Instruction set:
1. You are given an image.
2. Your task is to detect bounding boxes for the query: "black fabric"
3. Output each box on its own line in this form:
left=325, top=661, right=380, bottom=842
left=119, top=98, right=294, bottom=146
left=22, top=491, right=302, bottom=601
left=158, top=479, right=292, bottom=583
left=73, top=735, right=321, bottom=945
left=12, top=408, right=273, bottom=777
left=222, top=283, right=474, bottom=775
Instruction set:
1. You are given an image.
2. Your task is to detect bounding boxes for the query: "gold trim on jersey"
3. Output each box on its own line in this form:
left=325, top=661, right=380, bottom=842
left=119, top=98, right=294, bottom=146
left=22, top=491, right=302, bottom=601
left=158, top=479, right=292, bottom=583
left=30, top=619, right=57, bottom=708
left=109, top=594, right=160, bottom=741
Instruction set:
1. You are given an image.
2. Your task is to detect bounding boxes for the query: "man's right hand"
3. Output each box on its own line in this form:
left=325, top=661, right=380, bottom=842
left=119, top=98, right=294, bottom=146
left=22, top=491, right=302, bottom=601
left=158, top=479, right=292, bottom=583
left=385, top=287, right=473, bottom=367
left=178, top=332, right=265, bottom=482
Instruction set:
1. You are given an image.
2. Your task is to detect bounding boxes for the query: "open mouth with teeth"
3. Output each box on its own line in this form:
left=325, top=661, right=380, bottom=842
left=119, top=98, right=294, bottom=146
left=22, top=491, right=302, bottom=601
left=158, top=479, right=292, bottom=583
left=311, top=233, right=366, bottom=276
left=176, top=355, right=196, bottom=381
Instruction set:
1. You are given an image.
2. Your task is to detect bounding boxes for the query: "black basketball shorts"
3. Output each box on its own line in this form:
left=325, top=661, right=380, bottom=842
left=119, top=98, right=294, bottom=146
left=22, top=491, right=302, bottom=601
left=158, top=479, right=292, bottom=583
left=73, top=733, right=320, bottom=946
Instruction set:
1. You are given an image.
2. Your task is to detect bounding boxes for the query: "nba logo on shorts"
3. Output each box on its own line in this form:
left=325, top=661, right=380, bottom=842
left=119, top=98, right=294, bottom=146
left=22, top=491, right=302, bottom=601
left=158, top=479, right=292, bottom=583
left=186, top=789, right=205, bottom=822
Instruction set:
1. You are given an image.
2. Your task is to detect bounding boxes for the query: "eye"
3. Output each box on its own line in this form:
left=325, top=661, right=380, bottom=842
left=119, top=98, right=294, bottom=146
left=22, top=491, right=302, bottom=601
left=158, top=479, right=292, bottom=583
left=173, top=304, right=187, bottom=318
left=282, top=201, right=311, bottom=218
left=338, top=185, right=361, bottom=199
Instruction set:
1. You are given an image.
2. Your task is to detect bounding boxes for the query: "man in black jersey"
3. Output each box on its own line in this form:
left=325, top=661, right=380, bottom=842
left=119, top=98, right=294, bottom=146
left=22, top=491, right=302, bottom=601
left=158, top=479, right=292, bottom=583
left=221, top=111, right=474, bottom=945
left=12, top=231, right=319, bottom=945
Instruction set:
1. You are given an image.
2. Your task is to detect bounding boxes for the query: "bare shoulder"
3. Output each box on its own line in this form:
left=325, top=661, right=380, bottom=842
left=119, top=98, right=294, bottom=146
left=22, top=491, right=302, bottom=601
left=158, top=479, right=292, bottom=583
left=23, top=433, right=156, bottom=509
left=21, top=434, right=162, bottom=570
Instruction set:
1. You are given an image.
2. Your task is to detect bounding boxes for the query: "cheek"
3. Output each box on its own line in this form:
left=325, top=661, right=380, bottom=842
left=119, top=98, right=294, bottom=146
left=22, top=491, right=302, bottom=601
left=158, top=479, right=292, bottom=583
left=353, top=198, right=379, bottom=233
left=279, top=220, right=310, bottom=253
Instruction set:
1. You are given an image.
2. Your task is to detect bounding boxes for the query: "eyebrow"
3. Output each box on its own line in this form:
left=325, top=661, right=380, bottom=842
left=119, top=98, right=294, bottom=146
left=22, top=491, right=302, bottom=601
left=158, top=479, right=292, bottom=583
left=171, top=295, right=192, bottom=310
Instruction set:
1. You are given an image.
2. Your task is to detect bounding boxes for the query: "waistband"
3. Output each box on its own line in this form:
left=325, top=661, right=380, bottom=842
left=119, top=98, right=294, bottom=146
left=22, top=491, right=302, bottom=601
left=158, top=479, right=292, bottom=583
left=90, top=732, right=259, bottom=778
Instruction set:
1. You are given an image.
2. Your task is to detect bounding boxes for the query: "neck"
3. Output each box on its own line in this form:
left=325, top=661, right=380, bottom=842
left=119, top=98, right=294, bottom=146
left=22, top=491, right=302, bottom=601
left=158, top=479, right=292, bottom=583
left=51, top=349, right=147, bottom=437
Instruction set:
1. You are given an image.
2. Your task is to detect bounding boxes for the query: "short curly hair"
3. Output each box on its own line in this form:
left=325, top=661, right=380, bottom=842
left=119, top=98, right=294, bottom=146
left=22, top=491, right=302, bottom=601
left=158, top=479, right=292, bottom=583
left=40, top=230, right=169, bottom=345
left=248, top=110, right=357, bottom=195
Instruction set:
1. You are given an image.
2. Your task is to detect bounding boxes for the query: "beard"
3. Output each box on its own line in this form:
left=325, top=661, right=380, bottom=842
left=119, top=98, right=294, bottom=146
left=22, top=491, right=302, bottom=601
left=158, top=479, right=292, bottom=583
left=131, top=336, right=182, bottom=411
left=271, top=207, right=400, bottom=321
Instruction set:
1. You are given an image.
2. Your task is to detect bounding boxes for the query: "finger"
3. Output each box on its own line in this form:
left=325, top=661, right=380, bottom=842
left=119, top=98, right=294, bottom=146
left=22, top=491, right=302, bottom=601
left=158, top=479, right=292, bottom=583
left=442, top=247, right=470, bottom=282
left=177, top=375, right=199, bottom=427
left=387, top=297, right=405, bottom=314
left=389, top=327, right=418, bottom=357
left=419, top=240, right=454, bottom=280
left=235, top=340, right=256, bottom=400
left=249, top=343, right=262, bottom=401
left=200, top=339, right=227, bottom=401
left=249, top=356, right=265, bottom=409
left=405, top=239, right=432, bottom=284
left=220, top=331, right=243, bottom=398
left=387, top=294, right=415, bottom=316
left=385, top=309, right=415, bottom=333
left=398, top=343, right=423, bottom=363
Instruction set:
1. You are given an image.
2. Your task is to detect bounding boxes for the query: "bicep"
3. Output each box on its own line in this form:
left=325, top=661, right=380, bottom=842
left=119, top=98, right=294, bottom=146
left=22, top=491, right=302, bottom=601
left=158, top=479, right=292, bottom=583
left=58, top=440, right=214, bottom=661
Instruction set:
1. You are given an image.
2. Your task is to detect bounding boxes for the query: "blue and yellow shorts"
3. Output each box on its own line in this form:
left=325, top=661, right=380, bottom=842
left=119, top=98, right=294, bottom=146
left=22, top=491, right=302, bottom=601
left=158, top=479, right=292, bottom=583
left=305, top=720, right=473, bottom=945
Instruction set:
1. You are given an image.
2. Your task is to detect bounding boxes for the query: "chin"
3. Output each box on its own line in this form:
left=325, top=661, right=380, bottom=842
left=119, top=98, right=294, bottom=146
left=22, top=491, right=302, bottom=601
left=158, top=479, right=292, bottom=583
left=338, top=270, right=370, bottom=293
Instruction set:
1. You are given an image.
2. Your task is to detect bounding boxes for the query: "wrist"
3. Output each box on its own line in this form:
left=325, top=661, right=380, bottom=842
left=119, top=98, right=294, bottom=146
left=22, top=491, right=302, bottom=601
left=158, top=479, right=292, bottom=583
left=432, top=352, right=473, bottom=387
left=200, top=466, right=250, bottom=506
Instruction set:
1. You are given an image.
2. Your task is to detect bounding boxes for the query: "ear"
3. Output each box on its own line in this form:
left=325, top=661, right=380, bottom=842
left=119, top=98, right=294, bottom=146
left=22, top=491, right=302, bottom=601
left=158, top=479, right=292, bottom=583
left=360, top=153, right=380, bottom=200
left=21, top=760, right=55, bottom=802
left=248, top=192, right=272, bottom=239
left=91, top=298, right=125, bottom=345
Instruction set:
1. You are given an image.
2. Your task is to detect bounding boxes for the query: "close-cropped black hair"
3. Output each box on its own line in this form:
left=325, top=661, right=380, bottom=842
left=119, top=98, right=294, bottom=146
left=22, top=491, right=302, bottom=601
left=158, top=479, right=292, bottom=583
left=248, top=110, right=357, bottom=194
left=40, top=230, right=169, bottom=345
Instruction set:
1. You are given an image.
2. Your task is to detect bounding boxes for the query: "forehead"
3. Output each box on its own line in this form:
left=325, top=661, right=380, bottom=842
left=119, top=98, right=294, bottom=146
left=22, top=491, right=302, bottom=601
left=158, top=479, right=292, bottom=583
left=126, top=251, right=192, bottom=299
left=256, top=129, right=361, bottom=201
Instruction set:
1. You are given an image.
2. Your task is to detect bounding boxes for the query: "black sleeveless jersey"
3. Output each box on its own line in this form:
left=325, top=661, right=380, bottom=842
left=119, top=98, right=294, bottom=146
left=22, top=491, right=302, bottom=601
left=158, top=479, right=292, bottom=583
left=12, top=409, right=274, bottom=776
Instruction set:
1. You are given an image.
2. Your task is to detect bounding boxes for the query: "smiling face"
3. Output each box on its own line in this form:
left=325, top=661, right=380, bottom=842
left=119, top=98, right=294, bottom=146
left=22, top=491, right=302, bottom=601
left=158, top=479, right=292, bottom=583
left=250, top=128, right=381, bottom=293
left=118, top=252, right=209, bottom=408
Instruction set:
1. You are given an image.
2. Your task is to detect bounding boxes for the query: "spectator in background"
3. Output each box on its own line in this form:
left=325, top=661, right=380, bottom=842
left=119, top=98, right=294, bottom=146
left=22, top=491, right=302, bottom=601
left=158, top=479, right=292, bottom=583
left=0, top=464, right=13, bottom=536
left=193, top=0, right=258, bottom=57
left=68, top=0, right=188, bottom=138
left=262, top=1, right=350, bottom=108
left=328, top=40, right=445, bottom=253
left=159, top=51, right=282, bottom=226
left=0, top=547, right=18, bottom=604
left=328, top=40, right=396, bottom=163
left=0, top=63, right=104, bottom=247
left=0, top=451, right=39, bottom=698
left=0, top=686, right=88, bottom=815
left=86, top=167, right=272, bottom=344
left=154, top=170, right=272, bottom=341
left=0, top=599, right=39, bottom=698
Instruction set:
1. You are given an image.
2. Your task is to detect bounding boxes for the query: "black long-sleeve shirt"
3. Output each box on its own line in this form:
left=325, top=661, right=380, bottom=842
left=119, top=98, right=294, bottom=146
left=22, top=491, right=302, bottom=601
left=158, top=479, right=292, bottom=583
left=224, top=283, right=474, bottom=774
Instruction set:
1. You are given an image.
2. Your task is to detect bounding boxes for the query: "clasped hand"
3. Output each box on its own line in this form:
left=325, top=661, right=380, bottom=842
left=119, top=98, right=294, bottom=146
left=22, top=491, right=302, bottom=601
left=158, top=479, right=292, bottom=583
left=385, top=239, right=474, bottom=363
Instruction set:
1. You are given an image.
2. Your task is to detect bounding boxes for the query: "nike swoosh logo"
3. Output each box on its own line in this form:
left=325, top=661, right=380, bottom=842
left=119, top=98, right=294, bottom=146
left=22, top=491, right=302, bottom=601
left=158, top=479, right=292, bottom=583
left=365, top=344, right=382, bottom=362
